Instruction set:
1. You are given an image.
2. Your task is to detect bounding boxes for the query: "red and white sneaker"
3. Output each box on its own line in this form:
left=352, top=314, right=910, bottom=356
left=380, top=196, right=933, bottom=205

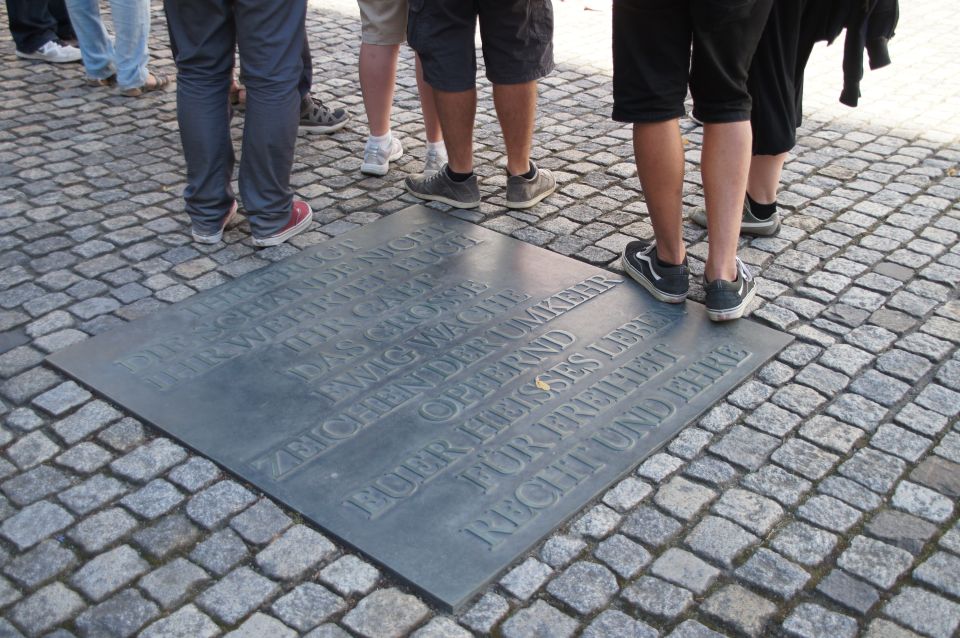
left=252, top=200, right=313, bottom=247
left=192, top=200, right=238, bottom=244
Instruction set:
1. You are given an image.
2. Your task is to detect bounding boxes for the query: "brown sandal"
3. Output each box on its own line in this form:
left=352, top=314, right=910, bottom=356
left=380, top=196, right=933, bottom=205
left=120, top=72, right=173, bottom=97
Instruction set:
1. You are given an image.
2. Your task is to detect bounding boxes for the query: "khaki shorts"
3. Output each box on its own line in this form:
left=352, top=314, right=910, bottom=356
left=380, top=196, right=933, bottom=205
left=358, top=0, right=408, bottom=45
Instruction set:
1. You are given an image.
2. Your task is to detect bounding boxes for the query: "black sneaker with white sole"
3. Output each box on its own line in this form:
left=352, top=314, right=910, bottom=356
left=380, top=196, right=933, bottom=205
left=621, top=240, right=689, bottom=303
left=704, top=257, right=757, bottom=322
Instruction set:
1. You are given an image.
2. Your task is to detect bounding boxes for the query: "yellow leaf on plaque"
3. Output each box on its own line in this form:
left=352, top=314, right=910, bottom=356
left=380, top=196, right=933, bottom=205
left=535, top=377, right=551, bottom=391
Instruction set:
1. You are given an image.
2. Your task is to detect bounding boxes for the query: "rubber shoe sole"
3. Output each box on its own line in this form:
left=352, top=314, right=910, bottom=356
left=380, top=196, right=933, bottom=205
left=622, top=256, right=688, bottom=304
left=706, top=284, right=756, bottom=321
left=299, top=116, right=349, bottom=135
left=252, top=202, right=313, bottom=247
left=705, top=258, right=757, bottom=322
left=360, top=141, right=402, bottom=176
left=192, top=201, right=238, bottom=244
left=689, top=206, right=781, bottom=236
left=505, top=183, right=556, bottom=209
left=404, top=182, right=480, bottom=209
left=621, top=242, right=689, bottom=304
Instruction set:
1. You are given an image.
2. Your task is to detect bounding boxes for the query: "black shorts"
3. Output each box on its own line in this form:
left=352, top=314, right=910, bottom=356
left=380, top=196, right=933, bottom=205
left=612, top=0, right=773, bottom=124
left=748, top=0, right=811, bottom=155
left=407, top=0, right=554, bottom=92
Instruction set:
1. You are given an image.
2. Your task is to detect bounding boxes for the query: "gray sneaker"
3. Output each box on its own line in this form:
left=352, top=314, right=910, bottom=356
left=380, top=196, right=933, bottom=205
left=405, top=165, right=481, bottom=209
left=506, top=161, right=556, bottom=209
left=689, top=198, right=781, bottom=236
left=360, top=135, right=403, bottom=176
left=299, top=96, right=350, bottom=135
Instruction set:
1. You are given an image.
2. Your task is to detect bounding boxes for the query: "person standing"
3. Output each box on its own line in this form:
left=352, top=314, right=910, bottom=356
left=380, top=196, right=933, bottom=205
left=6, top=0, right=81, bottom=63
left=65, top=0, right=171, bottom=96
left=356, top=0, right=444, bottom=177
left=164, top=0, right=313, bottom=247
left=404, top=0, right=556, bottom=209
left=616, top=0, right=773, bottom=321
left=689, top=0, right=899, bottom=237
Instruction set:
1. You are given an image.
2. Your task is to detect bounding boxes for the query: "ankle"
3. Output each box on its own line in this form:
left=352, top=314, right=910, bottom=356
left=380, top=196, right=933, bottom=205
left=445, top=165, right=473, bottom=182
left=367, top=131, right=391, bottom=148
left=704, top=261, right=737, bottom=282
left=655, top=245, right=686, bottom=267
left=746, top=194, right=777, bottom=220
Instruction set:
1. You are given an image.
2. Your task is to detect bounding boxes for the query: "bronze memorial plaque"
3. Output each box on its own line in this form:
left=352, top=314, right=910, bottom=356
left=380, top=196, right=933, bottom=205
left=49, top=205, right=792, bottom=610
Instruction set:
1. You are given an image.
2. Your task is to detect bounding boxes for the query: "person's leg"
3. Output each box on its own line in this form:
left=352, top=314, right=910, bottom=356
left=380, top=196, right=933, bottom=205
left=407, top=0, right=477, bottom=169
left=5, top=0, right=58, bottom=52
left=359, top=43, right=400, bottom=137
left=48, top=0, right=76, bottom=41
left=491, top=81, right=537, bottom=176
left=480, top=0, right=553, bottom=177
left=613, top=0, right=692, bottom=302
left=415, top=54, right=442, bottom=144
left=63, top=0, right=116, bottom=80
left=163, top=0, right=236, bottom=235
left=109, top=0, right=151, bottom=90
left=235, top=0, right=305, bottom=236
left=701, top=120, right=752, bottom=281
left=433, top=88, right=476, bottom=173
left=689, top=0, right=773, bottom=319
left=299, top=32, right=312, bottom=100
left=415, top=52, right=445, bottom=175
left=747, top=152, right=787, bottom=204
left=403, top=0, right=480, bottom=206
left=296, top=34, right=351, bottom=135
left=613, top=0, right=689, bottom=261
left=690, top=0, right=773, bottom=273
left=633, top=119, right=686, bottom=264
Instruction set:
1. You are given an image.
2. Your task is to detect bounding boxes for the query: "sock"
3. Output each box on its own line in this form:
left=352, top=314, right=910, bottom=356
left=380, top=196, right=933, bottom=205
left=510, top=163, right=536, bottom=180
left=367, top=132, right=391, bottom=150
left=747, top=194, right=777, bottom=220
left=426, top=141, right=445, bottom=155
left=445, top=165, right=473, bottom=183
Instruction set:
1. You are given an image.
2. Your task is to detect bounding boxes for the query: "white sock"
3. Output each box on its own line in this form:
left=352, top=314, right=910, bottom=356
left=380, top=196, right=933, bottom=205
left=426, top=141, right=446, bottom=155
left=367, top=132, right=392, bottom=150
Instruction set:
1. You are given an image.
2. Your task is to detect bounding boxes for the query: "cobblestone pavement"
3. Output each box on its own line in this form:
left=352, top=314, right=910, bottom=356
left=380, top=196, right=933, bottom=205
left=1, top=0, right=959, bottom=636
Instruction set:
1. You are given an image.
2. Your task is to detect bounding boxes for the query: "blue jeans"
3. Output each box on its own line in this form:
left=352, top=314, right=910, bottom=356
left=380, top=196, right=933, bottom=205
left=65, top=0, right=150, bottom=89
left=164, top=0, right=305, bottom=236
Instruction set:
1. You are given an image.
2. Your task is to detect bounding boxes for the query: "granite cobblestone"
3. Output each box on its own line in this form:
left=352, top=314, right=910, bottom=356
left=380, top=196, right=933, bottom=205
left=0, top=3, right=956, bottom=637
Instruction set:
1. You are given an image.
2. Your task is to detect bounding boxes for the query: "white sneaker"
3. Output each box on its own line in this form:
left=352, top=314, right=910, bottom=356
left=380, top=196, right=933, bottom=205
left=16, top=40, right=82, bottom=64
left=360, top=136, right=402, bottom=176
left=423, top=144, right=447, bottom=177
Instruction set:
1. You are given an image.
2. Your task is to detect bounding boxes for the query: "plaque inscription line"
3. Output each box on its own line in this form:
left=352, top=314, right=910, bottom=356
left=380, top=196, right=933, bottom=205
left=251, top=273, right=624, bottom=481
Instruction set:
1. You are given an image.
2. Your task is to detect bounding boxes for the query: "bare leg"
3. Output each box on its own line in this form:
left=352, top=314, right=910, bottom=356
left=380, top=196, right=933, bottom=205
left=358, top=42, right=399, bottom=137
left=632, top=119, right=685, bottom=266
left=702, top=120, right=752, bottom=282
left=433, top=88, right=476, bottom=173
left=492, top=81, right=537, bottom=176
left=747, top=152, right=787, bottom=204
left=415, top=54, right=442, bottom=144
